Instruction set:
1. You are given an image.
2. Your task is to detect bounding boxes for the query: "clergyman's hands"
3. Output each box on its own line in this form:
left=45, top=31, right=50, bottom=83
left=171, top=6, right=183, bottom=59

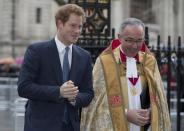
left=60, top=80, right=79, bottom=101
left=126, top=109, right=150, bottom=126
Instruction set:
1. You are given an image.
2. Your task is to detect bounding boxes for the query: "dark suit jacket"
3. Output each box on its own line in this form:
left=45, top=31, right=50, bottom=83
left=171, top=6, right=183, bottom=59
left=17, top=39, right=94, bottom=131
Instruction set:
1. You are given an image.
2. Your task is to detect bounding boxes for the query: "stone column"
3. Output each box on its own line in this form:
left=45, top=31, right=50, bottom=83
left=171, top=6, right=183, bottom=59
left=0, top=0, right=12, bottom=41
left=178, top=0, right=184, bottom=37
left=158, top=0, right=174, bottom=43
left=111, top=0, right=130, bottom=37
left=16, top=0, right=29, bottom=40
left=49, top=1, right=58, bottom=38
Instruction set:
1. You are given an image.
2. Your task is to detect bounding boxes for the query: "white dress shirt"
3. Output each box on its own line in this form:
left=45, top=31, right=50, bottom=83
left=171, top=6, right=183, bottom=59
left=55, top=35, right=73, bottom=70
left=55, top=35, right=76, bottom=105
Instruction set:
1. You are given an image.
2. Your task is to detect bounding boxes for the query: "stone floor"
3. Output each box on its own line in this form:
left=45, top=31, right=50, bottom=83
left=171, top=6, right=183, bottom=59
left=0, top=78, right=183, bottom=131
left=0, top=108, right=183, bottom=131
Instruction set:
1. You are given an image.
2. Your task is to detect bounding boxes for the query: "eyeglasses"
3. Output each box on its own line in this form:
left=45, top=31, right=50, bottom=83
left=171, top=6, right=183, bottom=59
left=123, top=38, right=144, bottom=44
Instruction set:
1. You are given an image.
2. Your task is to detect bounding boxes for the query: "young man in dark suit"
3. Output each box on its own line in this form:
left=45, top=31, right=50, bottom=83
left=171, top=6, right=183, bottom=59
left=17, top=4, right=94, bottom=131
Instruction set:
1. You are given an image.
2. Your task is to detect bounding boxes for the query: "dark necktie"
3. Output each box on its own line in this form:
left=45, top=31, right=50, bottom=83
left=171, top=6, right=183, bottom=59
left=62, top=47, right=70, bottom=124
left=63, top=47, right=70, bottom=82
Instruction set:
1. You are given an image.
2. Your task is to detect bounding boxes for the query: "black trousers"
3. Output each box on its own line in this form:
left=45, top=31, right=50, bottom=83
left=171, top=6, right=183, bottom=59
left=61, top=122, right=74, bottom=131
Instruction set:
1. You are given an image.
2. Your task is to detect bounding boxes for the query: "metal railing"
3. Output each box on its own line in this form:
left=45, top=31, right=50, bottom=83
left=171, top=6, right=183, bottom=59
left=0, top=77, right=27, bottom=131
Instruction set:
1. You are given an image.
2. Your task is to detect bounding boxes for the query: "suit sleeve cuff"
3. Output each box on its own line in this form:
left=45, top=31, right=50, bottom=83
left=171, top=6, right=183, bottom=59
left=69, top=99, right=76, bottom=106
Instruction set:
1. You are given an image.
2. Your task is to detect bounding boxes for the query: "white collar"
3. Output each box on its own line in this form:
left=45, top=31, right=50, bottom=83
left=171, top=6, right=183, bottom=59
left=55, top=35, right=73, bottom=54
left=126, top=56, right=138, bottom=78
left=119, top=46, right=138, bottom=78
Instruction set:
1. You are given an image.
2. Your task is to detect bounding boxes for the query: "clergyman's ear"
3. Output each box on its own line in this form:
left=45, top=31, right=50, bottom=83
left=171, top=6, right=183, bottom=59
left=118, top=34, right=121, bottom=39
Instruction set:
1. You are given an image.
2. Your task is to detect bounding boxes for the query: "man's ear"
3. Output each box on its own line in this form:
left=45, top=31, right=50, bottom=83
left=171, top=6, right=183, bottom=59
left=118, top=34, right=123, bottom=44
left=56, top=20, right=64, bottom=29
left=118, top=34, right=121, bottom=39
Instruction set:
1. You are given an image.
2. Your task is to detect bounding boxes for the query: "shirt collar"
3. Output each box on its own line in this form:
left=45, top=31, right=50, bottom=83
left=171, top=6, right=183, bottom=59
left=55, top=35, right=73, bottom=54
left=118, top=46, right=138, bottom=79
left=119, top=46, right=139, bottom=62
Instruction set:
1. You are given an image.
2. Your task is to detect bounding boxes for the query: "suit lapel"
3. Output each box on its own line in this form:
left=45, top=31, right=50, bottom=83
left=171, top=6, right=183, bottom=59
left=69, top=45, right=80, bottom=83
left=48, top=41, right=81, bottom=84
left=48, top=39, right=63, bottom=84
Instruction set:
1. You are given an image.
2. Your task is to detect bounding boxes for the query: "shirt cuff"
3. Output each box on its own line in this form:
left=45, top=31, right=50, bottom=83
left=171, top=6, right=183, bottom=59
left=70, top=99, right=76, bottom=106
